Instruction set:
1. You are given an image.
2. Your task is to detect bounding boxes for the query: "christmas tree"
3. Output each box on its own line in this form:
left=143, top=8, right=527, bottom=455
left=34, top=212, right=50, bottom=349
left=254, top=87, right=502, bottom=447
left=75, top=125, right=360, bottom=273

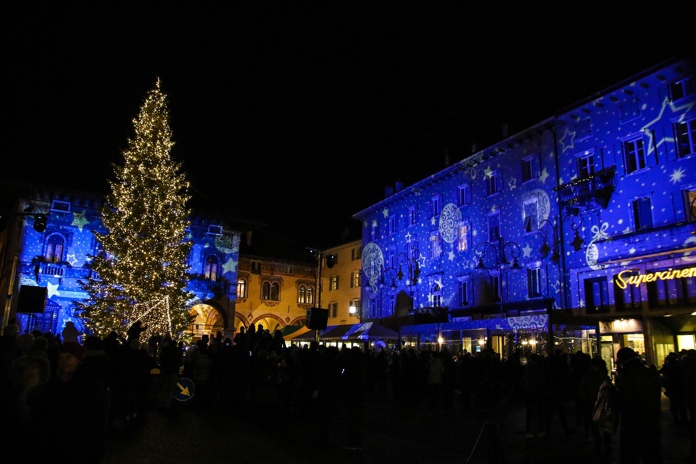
left=75, top=78, right=194, bottom=342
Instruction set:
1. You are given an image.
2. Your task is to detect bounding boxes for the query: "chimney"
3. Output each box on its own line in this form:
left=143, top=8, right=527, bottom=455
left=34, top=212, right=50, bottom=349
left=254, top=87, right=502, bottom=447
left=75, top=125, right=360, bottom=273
left=471, top=143, right=477, bottom=154
left=395, top=181, right=403, bottom=192
left=384, top=186, right=394, bottom=197
left=502, top=123, right=509, bottom=138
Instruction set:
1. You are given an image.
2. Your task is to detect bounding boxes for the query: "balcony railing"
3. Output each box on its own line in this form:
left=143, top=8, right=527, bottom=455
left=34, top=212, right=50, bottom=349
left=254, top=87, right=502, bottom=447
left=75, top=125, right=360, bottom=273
left=555, top=166, right=617, bottom=211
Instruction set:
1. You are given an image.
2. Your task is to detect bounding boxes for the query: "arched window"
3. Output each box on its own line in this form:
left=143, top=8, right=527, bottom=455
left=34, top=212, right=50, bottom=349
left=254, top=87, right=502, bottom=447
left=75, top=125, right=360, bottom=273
left=262, top=280, right=281, bottom=301
left=298, top=285, right=307, bottom=304
left=431, top=282, right=442, bottom=308
left=205, top=255, right=219, bottom=281
left=45, top=235, right=65, bottom=264
left=306, top=285, right=314, bottom=304
left=237, top=277, right=247, bottom=299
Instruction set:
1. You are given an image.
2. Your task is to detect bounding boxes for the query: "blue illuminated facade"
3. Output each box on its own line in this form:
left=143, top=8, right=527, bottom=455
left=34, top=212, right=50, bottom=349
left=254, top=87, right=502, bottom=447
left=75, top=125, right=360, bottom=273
left=0, top=189, right=242, bottom=340
left=354, top=58, right=695, bottom=367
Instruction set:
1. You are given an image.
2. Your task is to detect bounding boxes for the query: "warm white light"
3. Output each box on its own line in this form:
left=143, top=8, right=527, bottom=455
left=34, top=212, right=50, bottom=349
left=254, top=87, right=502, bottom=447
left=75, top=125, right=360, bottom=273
left=529, top=339, right=537, bottom=346
left=438, top=336, right=444, bottom=344
left=478, top=338, right=485, bottom=345
left=349, top=305, right=357, bottom=315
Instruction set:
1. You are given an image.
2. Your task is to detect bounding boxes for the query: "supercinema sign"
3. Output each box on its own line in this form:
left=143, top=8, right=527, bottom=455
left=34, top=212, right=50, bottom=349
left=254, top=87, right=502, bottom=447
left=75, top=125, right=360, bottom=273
left=615, top=267, right=696, bottom=289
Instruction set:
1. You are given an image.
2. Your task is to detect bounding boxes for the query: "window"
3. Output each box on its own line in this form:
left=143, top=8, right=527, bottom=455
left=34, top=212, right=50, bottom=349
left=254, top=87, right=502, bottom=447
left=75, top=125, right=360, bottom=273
left=408, top=206, right=418, bottom=226
left=675, top=118, right=696, bottom=158
left=624, top=136, right=646, bottom=174
left=457, top=223, right=470, bottom=252
left=50, top=200, right=71, bottom=213
left=204, top=255, right=219, bottom=281
left=351, top=246, right=362, bottom=261
left=458, top=183, right=471, bottom=206
left=369, top=297, right=378, bottom=319
left=408, top=241, right=419, bottom=261
left=429, top=232, right=441, bottom=259
left=647, top=266, right=696, bottom=307
left=521, top=155, right=539, bottom=183
left=584, top=277, right=609, bottom=313
left=620, top=98, right=640, bottom=122
left=431, top=282, right=442, bottom=308
left=488, top=212, right=500, bottom=243
left=669, top=76, right=695, bottom=101
left=350, top=299, right=361, bottom=316
left=458, top=279, right=470, bottom=306
left=262, top=281, right=280, bottom=301
left=577, top=150, right=596, bottom=178
left=298, top=284, right=315, bottom=304
left=351, top=271, right=361, bottom=288
left=489, top=273, right=501, bottom=303
left=486, top=168, right=502, bottom=196
left=236, top=277, right=248, bottom=299
left=431, top=195, right=442, bottom=217
left=329, top=302, right=338, bottom=318
left=44, top=235, right=65, bottom=263
left=575, top=117, right=592, bottom=141
left=329, top=275, right=339, bottom=291
left=631, top=197, right=653, bottom=232
left=523, top=196, right=539, bottom=234
left=389, top=215, right=397, bottom=235
left=527, top=268, right=542, bottom=298
left=685, top=188, right=696, bottom=222
left=207, top=224, right=223, bottom=236
left=614, top=271, right=641, bottom=311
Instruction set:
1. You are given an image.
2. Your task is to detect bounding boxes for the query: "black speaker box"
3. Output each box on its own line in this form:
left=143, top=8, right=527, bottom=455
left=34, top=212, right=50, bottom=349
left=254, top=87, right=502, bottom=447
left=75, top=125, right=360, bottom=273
left=16, top=285, right=47, bottom=314
left=305, top=307, right=328, bottom=330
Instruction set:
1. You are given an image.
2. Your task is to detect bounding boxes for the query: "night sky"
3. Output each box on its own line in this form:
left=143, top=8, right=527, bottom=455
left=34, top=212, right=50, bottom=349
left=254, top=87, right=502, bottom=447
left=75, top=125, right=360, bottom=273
left=4, top=3, right=695, bottom=254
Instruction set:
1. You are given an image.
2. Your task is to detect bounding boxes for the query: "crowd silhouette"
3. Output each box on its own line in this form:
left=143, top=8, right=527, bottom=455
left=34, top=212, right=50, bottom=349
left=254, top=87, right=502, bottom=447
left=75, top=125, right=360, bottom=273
left=2, top=318, right=695, bottom=463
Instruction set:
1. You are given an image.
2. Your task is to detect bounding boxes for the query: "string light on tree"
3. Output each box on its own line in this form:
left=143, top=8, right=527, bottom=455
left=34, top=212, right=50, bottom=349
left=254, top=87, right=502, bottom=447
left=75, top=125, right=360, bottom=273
left=74, top=78, right=194, bottom=342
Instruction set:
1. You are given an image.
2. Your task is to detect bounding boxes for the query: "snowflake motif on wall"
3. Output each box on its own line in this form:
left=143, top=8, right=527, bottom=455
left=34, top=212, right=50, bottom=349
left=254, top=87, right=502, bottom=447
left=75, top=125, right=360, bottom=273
left=579, top=299, right=585, bottom=308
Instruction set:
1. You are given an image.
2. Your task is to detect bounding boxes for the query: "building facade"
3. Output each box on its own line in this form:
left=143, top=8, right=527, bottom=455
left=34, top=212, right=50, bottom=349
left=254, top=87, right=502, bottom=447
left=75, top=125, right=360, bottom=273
left=354, top=57, right=695, bottom=368
left=0, top=188, right=245, bottom=342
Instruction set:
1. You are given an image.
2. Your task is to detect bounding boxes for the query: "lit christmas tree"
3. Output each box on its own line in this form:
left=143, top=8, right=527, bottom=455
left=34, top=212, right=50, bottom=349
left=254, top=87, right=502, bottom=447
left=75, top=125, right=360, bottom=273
left=75, top=78, right=194, bottom=342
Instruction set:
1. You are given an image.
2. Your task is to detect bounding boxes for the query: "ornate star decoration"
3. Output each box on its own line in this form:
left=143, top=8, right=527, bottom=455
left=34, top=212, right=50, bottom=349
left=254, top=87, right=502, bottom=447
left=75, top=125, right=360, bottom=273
left=642, top=96, right=695, bottom=156
left=538, top=168, right=550, bottom=184
left=431, top=216, right=437, bottom=226
left=47, top=282, right=60, bottom=298
left=382, top=208, right=389, bottom=218
left=448, top=250, right=455, bottom=261
left=372, top=219, right=378, bottom=228
left=484, top=165, right=493, bottom=178
left=66, top=253, right=78, bottom=266
left=507, top=177, right=517, bottom=190
left=223, top=257, right=237, bottom=274
left=559, top=127, right=576, bottom=153
left=579, top=298, right=585, bottom=308
left=71, top=210, right=89, bottom=232
left=405, top=232, right=412, bottom=243
left=522, top=243, right=533, bottom=258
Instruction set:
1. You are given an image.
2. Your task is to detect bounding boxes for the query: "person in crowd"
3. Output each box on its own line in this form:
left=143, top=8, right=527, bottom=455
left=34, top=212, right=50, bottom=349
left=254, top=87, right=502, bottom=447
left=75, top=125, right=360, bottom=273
left=543, top=349, right=574, bottom=438
left=615, top=347, right=662, bottom=464
left=522, top=353, right=546, bottom=438
left=580, top=356, right=616, bottom=455
left=156, top=333, right=183, bottom=411
left=659, top=351, right=687, bottom=425
left=681, top=349, right=696, bottom=460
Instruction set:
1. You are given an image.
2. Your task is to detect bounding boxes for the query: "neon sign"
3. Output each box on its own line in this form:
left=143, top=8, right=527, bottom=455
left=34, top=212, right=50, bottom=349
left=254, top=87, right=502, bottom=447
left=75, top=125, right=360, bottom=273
left=616, top=267, right=696, bottom=289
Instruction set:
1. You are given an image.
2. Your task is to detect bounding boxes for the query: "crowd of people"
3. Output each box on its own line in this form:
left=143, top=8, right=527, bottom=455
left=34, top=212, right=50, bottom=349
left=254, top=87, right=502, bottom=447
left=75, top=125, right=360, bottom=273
left=1, top=318, right=695, bottom=463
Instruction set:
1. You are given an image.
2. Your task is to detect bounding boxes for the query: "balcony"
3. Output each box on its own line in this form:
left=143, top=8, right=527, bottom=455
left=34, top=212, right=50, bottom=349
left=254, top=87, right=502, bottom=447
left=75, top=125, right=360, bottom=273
left=555, top=166, right=617, bottom=211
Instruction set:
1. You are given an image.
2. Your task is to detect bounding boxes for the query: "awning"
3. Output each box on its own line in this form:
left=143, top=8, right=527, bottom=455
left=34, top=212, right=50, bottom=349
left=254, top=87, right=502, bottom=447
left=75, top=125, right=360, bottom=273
left=283, top=326, right=313, bottom=340
left=317, top=322, right=400, bottom=341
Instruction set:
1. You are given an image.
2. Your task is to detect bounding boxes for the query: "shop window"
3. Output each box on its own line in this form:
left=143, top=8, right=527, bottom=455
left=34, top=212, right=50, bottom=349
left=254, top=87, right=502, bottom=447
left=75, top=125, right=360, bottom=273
left=647, top=267, right=696, bottom=307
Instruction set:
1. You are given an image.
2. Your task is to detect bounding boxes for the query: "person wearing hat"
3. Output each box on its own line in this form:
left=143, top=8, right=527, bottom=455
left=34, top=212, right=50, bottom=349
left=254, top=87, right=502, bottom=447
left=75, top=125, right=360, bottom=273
left=615, top=347, right=662, bottom=463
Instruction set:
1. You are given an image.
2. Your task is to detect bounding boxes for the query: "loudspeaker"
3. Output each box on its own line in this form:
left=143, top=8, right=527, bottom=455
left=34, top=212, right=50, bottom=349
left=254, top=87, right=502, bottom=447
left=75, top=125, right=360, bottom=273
left=16, top=285, right=47, bottom=314
left=305, top=307, right=328, bottom=330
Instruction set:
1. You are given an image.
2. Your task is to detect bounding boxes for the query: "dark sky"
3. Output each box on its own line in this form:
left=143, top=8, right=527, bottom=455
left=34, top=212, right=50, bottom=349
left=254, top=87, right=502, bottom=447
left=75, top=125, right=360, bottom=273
left=4, top=3, right=695, bottom=253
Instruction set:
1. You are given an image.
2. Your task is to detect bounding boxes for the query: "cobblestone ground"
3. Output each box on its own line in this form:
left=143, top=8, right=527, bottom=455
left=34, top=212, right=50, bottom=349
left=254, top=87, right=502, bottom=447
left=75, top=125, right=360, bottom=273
left=103, top=393, right=692, bottom=464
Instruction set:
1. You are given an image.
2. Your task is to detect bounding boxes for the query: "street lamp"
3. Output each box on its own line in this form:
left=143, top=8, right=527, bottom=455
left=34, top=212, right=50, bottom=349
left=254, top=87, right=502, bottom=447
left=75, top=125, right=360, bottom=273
left=383, top=252, right=420, bottom=288
left=474, top=237, right=522, bottom=270
left=538, top=219, right=561, bottom=265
